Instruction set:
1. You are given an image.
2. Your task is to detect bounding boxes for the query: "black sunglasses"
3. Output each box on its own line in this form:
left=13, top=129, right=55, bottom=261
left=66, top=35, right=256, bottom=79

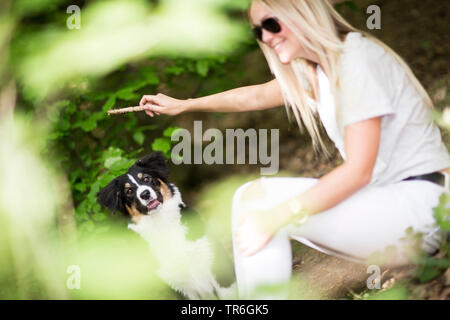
left=252, top=17, right=282, bottom=41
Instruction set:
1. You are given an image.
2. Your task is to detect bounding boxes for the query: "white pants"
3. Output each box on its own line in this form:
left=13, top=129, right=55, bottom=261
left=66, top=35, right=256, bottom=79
left=231, top=176, right=447, bottom=299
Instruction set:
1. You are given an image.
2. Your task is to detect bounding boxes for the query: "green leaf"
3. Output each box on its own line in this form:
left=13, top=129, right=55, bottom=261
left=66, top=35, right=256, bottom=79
left=133, top=131, right=145, bottom=145
left=92, top=211, right=107, bottom=221
left=80, top=117, right=97, bottom=132
left=138, top=66, right=160, bottom=85
left=163, top=126, right=181, bottom=138
left=47, top=132, right=64, bottom=140
left=98, top=173, right=118, bottom=188
left=433, top=193, right=450, bottom=231
left=104, top=156, right=123, bottom=169
left=152, top=138, right=171, bottom=153
left=109, top=158, right=135, bottom=173
left=74, top=182, right=87, bottom=192
left=92, top=111, right=106, bottom=121
left=92, top=202, right=101, bottom=213
left=77, top=111, right=105, bottom=132
left=165, top=65, right=185, bottom=75
left=367, top=286, right=409, bottom=300
left=128, top=148, right=144, bottom=158
left=345, top=1, right=359, bottom=11
left=196, top=60, right=209, bottom=77
left=334, top=1, right=359, bottom=12
left=83, top=91, right=112, bottom=101
left=102, top=147, right=123, bottom=160
left=116, top=88, right=139, bottom=101
left=122, top=79, right=148, bottom=91
left=102, top=95, right=116, bottom=112
left=88, top=181, right=101, bottom=200
left=69, top=168, right=85, bottom=184
left=436, top=258, right=450, bottom=269
left=417, top=265, right=439, bottom=283
left=75, top=200, right=89, bottom=220
left=145, top=73, right=160, bottom=85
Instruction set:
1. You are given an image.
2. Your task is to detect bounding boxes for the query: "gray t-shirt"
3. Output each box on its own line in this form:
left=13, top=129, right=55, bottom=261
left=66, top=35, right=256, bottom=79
left=317, top=32, right=450, bottom=186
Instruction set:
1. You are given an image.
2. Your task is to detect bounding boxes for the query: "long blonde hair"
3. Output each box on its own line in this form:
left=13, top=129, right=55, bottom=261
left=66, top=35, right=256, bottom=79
left=249, top=0, right=433, bottom=156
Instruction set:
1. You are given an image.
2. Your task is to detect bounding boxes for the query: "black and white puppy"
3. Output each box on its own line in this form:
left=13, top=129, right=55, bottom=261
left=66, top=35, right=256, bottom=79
left=97, top=152, right=235, bottom=300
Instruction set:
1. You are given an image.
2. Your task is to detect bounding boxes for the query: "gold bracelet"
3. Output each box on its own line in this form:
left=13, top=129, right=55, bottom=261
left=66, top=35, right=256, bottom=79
left=287, top=198, right=309, bottom=225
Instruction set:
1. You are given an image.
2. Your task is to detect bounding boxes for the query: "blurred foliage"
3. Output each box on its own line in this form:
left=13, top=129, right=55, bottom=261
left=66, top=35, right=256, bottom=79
left=0, top=0, right=254, bottom=299
left=13, top=0, right=250, bottom=99
left=3, top=0, right=256, bottom=240
left=0, top=115, right=68, bottom=299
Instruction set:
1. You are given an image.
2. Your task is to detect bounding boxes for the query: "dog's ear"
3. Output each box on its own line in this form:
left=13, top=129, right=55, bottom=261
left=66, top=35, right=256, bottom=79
left=136, top=151, right=169, bottom=181
left=97, top=178, right=125, bottom=215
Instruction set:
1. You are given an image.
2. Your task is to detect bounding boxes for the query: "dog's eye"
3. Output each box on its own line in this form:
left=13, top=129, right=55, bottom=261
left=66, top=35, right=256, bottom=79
left=126, top=189, right=133, bottom=195
left=143, top=176, right=150, bottom=183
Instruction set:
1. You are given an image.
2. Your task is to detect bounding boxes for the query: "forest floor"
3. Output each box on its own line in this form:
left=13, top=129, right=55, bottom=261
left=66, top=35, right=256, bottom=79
left=179, top=0, right=450, bottom=299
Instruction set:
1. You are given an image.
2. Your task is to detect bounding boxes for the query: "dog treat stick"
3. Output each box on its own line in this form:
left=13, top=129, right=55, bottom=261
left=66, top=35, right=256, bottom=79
left=107, top=105, right=154, bottom=116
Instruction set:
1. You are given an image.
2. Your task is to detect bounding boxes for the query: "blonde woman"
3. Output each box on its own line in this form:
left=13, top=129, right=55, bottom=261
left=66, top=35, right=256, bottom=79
left=139, top=0, right=450, bottom=299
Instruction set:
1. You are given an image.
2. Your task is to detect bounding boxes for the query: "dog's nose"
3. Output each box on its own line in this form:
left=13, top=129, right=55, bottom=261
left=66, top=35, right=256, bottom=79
left=140, top=190, right=151, bottom=200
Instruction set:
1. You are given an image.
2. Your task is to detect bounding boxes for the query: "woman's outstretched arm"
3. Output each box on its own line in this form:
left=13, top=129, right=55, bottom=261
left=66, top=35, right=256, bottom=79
left=139, top=78, right=284, bottom=117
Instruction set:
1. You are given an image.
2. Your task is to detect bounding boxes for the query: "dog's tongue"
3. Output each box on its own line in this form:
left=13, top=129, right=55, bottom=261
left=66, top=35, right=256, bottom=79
left=147, top=199, right=160, bottom=210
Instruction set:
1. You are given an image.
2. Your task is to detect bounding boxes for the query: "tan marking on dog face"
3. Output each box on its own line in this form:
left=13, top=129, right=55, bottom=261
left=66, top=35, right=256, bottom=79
left=126, top=204, right=144, bottom=224
left=125, top=183, right=131, bottom=188
left=137, top=173, right=143, bottom=180
left=158, top=179, right=172, bottom=202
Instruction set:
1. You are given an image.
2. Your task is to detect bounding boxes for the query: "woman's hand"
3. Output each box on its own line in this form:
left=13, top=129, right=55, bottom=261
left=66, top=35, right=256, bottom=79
left=139, top=93, right=188, bottom=117
left=235, top=204, right=291, bottom=257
